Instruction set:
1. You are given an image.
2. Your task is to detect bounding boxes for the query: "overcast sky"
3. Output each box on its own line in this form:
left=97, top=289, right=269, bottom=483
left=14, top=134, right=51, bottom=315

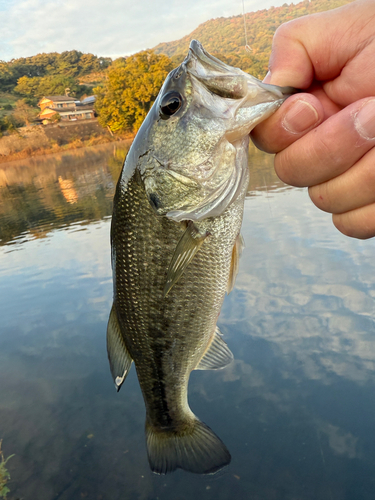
left=0, top=0, right=293, bottom=61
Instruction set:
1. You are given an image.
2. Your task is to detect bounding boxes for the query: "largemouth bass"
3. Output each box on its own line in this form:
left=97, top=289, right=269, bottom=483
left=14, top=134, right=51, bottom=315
left=107, top=40, right=295, bottom=475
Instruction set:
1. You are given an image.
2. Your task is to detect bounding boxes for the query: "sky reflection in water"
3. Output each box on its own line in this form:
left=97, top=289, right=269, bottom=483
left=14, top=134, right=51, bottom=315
left=0, top=142, right=374, bottom=500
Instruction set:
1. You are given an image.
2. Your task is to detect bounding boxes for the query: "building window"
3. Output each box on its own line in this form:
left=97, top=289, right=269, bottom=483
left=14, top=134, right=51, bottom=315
left=85, top=113, right=91, bottom=119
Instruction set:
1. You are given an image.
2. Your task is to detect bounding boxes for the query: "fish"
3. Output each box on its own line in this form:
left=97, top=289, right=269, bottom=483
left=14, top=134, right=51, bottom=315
left=107, top=40, right=296, bottom=475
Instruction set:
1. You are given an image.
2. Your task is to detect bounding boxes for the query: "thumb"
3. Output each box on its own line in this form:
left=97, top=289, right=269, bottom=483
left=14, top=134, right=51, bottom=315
left=264, top=20, right=314, bottom=89
left=265, top=0, right=375, bottom=105
left=251, top=93, right=323, bottom=154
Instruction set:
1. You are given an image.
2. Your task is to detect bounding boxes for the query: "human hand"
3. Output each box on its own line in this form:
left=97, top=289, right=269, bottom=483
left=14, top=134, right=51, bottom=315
left=251, top=0, right=375, bottom=239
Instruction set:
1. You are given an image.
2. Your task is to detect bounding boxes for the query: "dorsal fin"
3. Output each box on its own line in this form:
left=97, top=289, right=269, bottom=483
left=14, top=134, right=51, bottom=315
left=106, top=304, right=133, bottom=391
left=196, top=327, right=233, bottom=370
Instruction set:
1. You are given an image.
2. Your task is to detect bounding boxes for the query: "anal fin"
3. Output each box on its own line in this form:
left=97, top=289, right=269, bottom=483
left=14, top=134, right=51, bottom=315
left=106, top=304, right=133, bottom=391
left=164, top=221, right=208, bottom=297
left=227, top=233, right=244, bottom=294
left=196, top=327, right=233, bottom=370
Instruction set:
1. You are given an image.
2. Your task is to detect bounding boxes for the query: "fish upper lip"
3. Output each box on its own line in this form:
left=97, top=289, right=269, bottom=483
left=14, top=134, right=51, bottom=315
left=187, top=39, right=299, bottom=100
left=186, top=39, right=230, bottom=75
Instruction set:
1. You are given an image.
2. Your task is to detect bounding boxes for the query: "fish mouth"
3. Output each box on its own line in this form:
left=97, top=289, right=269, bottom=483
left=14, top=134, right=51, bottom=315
left=186, top=39, right=298, bottom=100
left=187, top=40, right=235, bottom=75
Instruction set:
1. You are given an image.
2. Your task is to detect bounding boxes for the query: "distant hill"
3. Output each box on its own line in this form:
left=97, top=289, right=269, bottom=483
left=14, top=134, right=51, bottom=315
left=153, top=0, right=353, bottom=78
left=0, top=51, right=111, bottom=98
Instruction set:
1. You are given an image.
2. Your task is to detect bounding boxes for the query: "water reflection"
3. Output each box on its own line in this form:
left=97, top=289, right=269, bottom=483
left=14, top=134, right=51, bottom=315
left=0, top=143, right=374, bottom=499
left=0, top=141, right=130, bottom=247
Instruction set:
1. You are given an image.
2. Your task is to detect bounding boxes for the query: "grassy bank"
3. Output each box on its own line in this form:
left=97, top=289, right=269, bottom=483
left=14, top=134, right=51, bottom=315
left=0, top=134, right=118, bottom=163
left=0, top=121, right=133, bottom=164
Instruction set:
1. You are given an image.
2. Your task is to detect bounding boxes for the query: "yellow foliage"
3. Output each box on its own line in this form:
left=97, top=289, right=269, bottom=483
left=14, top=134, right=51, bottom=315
left=94, top=51, right=173, bottom=134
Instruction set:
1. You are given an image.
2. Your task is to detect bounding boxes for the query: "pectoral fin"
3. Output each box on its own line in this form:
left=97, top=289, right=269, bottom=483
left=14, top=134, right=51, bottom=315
left=106, top=304, right=133, bottom=392
left=164, top=222, right=208, bottom=297
left=196, top=327, right=233, bottom=370
left=227, top=233, right=244, bottom=294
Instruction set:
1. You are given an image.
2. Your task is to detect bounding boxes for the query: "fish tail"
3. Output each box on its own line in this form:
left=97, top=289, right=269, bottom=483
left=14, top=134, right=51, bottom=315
left=145, top=417, right=231, bottom=475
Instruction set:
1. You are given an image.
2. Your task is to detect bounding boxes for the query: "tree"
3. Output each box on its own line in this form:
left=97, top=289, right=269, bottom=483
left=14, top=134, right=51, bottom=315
left=0, top=61, right=16, bottom=92
left=56, top=50, right=82, bottom=77
left=15, top=75, right=83, bottom=102
left=0, top=115, right=18, bottom=134
left=12, top=99, right=38, bottom=126
left=94, top=51, right=173, bottom=134
left=37, top=75, right=81, bottom=97
left=14, top=76, right=40, bottom=98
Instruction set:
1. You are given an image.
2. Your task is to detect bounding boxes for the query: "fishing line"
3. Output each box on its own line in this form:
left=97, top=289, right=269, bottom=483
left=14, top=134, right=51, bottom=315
left=242, top=0, right=252, bottom=52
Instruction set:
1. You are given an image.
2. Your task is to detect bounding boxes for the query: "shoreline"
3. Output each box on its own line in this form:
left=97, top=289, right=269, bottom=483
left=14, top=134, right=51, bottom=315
left=0, top=134, right=132, bottom=164
left=0, top=120, right=134, bottom=164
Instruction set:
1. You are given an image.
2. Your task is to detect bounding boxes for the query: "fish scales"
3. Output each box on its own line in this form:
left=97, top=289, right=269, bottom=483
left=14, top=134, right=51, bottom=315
left=107, top=39, right=297, bottom=475
left=112, top=171, right=245, bottom=425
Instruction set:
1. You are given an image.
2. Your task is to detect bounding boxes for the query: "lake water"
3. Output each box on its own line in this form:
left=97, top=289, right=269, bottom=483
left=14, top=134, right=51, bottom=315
left=0, top=142, right=374, bottom=500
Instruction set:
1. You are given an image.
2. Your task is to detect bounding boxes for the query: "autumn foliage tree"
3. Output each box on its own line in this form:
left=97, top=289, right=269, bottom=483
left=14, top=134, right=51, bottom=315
left=94, top=51, right=173, bottom=134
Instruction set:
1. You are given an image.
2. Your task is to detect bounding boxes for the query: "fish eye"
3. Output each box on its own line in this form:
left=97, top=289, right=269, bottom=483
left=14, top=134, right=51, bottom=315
left=160, top=91, right=183, bottom=119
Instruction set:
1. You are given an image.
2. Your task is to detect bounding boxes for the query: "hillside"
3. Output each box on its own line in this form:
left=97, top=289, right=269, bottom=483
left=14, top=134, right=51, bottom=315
left=0, top=0, right=355, bottom=138
left=0, top=51, right=111, bottom=102
left=154, top=0, right=353, bottom=78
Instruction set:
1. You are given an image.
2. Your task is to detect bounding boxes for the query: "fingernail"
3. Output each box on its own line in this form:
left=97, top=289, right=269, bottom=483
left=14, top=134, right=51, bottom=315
left=355, top=99, right=375, bottom=140
left=282, top=100, right=319, bottom=134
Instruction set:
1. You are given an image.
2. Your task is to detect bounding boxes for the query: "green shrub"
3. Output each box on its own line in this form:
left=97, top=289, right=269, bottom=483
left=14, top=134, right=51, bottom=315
left=0, top=440, right=14, bottom=499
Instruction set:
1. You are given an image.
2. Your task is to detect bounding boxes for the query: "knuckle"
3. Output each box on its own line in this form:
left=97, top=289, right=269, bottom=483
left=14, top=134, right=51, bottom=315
left=362, top=154, right=375, bottom=184
left=273, top=19, right=301, bottom=42
left=274, top=148, right=300, bottom=185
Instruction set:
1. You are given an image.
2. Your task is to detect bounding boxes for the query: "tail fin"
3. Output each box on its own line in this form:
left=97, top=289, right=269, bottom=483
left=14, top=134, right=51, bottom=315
left=146, top=417, right=231, bottom=475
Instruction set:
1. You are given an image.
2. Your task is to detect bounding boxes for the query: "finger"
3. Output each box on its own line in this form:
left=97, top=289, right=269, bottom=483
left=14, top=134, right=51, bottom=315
left=274, top=98, right=375, bottom=187
left=266, top=1, right=375, bottom=102
left=264, top=20, right=315, bottom=88
left=251, top=94, right=323, bottom=154
left=321, top=1, right=375, bottom=106
left=323, top=38, right=375, bottom=106
left=333, top=204, right=375, bottom=240
left=309, top=147, right=375, bottom=214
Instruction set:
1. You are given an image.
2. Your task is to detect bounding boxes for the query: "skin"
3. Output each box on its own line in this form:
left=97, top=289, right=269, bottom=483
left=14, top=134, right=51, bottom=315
left=251, top=0, right=375, bottom=239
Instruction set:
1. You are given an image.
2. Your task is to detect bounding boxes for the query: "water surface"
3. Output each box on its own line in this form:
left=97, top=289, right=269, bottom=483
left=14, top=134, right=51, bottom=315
left=0, top=142, right=374, bottom=500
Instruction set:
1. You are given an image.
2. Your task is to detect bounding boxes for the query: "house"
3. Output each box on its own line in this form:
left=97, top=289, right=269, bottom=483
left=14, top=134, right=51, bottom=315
left=38, top=95, right=96, bottom=124
left=38, top=95, right=76, bottom=111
